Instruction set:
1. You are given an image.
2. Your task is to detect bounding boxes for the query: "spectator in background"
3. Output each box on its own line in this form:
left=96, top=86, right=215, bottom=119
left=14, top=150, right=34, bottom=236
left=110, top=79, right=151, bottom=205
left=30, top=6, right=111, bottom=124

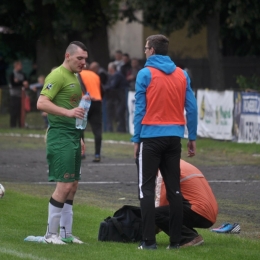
left=30, top=75, right=45, bottom=99
left=89, top=62, right=108, bottom=132
left=120, top=53, right=131, bottom=132
left=127, top=58, right=141, bottom=91
left=28, top=75, right=45, bottom=110
left=80, top=63, right=103, bottom=162
left=89, top=62, right=108, bottom=90
left=9, top=60, right=29, bottom=128
left=121, top=53, right=132, bottom=79
left=113, top=50, right=124, bottom=72
left=29, top=75, right=48, bottom=127
left=105, top=62, right=127, bottom=132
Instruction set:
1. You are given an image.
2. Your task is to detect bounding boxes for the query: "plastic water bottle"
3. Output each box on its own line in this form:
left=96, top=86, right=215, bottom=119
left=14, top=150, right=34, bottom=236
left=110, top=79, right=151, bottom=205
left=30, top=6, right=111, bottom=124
left=76, top=93, right=91, bottom=129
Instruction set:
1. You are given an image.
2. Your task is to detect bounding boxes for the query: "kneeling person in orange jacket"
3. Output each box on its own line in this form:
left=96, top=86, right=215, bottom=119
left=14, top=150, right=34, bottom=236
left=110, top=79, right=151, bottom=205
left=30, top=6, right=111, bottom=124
left=155, top=159, right=218, bottom=247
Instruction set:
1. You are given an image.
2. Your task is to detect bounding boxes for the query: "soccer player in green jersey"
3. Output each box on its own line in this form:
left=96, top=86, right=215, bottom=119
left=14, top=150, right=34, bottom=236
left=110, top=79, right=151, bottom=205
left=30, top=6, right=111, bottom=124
left=37, top=41, right=88, bottom=244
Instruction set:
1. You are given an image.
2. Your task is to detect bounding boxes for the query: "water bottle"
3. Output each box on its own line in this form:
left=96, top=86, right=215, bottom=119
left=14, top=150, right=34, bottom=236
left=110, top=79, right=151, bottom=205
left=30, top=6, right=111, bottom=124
left=76, top=93, right=91, bottom=129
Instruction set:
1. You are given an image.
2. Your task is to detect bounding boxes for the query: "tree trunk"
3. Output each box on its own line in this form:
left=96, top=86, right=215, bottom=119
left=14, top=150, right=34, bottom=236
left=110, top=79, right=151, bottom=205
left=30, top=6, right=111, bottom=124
left=36, top=3, right=59, bottom=76
left=207, top=11, right=225, bottom=90
left=86, top=25, right=110, bottom=69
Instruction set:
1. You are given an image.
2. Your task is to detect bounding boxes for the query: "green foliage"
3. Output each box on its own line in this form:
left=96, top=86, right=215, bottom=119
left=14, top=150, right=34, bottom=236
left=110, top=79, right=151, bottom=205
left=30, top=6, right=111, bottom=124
left=126, top=0, right=260, bottom=56
left=0, top=0, right=122, bottom=61
left=236, top=74, right=260, bottom=91
left=221, top=0, right=260, bottom=55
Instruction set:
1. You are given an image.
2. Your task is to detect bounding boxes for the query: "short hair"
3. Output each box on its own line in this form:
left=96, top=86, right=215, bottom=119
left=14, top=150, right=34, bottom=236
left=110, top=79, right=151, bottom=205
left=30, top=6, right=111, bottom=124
left=146, top=34, right=169, bottom=55
left=123, top=53, right=129, bottom=58
left=66, top=41, right=88, bottom=54
left=115, top=50, right=122, bottom=55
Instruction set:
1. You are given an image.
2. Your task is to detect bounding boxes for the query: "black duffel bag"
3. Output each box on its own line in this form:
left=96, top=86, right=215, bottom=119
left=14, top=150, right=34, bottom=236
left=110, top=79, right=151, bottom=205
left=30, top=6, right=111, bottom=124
left=98, top=205, right=142, bottom=243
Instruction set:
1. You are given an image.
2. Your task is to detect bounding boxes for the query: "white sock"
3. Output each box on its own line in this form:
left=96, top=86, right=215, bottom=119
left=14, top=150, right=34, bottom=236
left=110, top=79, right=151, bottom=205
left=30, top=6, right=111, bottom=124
left=45, top=197, right=64, bottom=236
left=59, top=201, right=73, bottom=238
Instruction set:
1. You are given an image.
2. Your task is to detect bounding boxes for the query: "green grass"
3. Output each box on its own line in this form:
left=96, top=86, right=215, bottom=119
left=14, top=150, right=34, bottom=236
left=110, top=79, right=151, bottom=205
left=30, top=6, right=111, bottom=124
left=0, top=189, right=259, bottom=260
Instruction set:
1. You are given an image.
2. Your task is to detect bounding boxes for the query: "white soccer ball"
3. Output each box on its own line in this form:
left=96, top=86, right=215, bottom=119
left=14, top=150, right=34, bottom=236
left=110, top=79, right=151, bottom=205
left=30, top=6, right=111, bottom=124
left=0, top=184, right=5, bottom=198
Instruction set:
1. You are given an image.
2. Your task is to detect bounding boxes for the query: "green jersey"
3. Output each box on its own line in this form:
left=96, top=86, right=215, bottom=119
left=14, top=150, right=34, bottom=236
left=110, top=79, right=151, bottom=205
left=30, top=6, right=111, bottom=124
left=41, top=65, right=82, bottom=129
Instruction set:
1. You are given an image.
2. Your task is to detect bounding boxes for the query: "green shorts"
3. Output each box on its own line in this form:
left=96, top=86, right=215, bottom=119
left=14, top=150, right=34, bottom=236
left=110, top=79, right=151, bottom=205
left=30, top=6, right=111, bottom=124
left=46, top=127, right=82, bottom=182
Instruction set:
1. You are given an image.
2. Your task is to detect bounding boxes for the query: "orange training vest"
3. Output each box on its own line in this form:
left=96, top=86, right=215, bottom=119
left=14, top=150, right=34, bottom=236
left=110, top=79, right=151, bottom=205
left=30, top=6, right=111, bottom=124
left=80, top=70, right=102, bottom=101
left=141, top=67, right=186, bottom=125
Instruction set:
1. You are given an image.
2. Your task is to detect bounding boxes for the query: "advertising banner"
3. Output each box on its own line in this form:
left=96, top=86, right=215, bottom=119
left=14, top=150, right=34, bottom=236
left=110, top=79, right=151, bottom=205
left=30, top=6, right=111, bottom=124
left=237, top=92, right=260, bottom=143
left=197, top=89, right=234, bottom=140
left=128, top=91, right=135, bottom=136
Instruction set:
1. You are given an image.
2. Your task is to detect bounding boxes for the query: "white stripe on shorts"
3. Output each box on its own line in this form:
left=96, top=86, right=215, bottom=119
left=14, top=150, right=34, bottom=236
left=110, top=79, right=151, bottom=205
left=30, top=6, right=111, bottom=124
left=138, top=142, right=144, bottom=199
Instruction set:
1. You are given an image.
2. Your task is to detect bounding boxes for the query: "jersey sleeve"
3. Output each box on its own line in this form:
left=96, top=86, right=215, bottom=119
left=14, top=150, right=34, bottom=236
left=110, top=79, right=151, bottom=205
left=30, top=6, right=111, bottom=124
left=40, top=72, right=63, bottom=100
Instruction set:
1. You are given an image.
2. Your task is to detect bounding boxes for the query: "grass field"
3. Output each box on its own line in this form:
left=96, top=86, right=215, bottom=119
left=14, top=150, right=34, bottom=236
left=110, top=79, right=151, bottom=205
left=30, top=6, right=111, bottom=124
left=0, top=190, right=259, bottom=260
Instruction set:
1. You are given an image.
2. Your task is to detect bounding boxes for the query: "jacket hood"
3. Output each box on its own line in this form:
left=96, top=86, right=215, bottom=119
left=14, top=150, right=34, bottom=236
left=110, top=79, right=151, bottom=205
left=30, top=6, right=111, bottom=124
left=144, top=55, right=176, bottom=74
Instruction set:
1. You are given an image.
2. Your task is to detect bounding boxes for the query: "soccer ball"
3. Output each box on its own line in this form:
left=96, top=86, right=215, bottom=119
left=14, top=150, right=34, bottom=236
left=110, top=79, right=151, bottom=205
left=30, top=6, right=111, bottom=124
left=0, top=184, right=5, bottom=198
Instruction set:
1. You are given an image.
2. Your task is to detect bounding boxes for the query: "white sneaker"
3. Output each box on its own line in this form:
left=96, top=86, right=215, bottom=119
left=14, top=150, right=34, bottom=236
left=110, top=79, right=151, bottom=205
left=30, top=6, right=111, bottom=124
left=60, top=235, right=84, bottom=244
left=44, top=234, right=67, bottom=245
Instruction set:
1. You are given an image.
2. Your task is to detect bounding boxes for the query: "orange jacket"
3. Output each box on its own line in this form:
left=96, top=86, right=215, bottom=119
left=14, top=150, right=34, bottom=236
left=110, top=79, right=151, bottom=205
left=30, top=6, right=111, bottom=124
left=155, top=160, right=218, bottom=224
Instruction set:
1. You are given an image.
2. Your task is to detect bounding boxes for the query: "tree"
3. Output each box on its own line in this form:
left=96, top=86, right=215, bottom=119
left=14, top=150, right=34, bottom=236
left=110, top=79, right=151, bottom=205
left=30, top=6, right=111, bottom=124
left=126, top=0, right=260, bottom=90
left=0, top=0, right=122, bottom=76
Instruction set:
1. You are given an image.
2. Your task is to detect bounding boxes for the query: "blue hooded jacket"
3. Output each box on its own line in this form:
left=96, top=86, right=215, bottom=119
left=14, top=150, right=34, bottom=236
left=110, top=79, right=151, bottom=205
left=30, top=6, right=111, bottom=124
left=131, top=55, right=197, bottom=143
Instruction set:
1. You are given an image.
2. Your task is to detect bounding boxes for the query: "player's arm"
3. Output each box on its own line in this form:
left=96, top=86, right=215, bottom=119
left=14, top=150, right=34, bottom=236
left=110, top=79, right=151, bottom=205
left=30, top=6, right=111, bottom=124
left=37, top=95, right=84, bottom=119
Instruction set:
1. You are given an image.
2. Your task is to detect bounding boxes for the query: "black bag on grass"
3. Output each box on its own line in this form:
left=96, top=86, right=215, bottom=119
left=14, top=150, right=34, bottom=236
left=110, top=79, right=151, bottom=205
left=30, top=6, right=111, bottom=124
left=98, top=205, right=142, bottom=243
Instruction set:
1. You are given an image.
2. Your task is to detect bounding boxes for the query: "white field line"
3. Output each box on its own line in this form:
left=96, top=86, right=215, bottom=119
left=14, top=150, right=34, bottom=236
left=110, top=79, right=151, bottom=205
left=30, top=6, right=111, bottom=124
left=208, top=180, right=260, bottom=183
left=0, top=248, right=49, bottom=260
left=87, top=163, right=135, bottom=166
left=34, top=180, right=260, bottom=185
left=35, top=181, right=137, bottom=185
left=0, top=133, right=133, bottom=145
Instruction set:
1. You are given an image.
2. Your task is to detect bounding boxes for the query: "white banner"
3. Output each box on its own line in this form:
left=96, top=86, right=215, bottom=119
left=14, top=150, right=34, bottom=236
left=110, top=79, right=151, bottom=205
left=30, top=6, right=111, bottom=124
left=128, top=91, right=135, bottom=136
left=197, top=89, right=234, bottom=140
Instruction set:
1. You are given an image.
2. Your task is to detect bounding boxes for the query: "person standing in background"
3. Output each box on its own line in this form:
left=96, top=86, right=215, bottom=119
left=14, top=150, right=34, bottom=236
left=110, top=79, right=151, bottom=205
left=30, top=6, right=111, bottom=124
left=37, top=41, right=88, bottom=244
left=113, top=50, right=124, bottom=72
left=105, top=62, right=128, bottom=132
left=132, top=34, right=198, bottom=250
left=9, top=60, right=28, bottom=127
left=127, top=58, right=141, bottom=91
left=120, top=53, right=131, bottom=132
left=80, top=63, right=103, bottom=162
left=89, top=61, right=108, bottom=132
left=120, top=53, right=132, bottom=79
left=89, top=62, right=108, bottom=90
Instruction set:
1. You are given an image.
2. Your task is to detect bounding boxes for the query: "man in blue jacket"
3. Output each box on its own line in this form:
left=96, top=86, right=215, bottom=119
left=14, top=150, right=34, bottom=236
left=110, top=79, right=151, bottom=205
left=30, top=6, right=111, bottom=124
left=131, top=34, right=197, bottom=250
